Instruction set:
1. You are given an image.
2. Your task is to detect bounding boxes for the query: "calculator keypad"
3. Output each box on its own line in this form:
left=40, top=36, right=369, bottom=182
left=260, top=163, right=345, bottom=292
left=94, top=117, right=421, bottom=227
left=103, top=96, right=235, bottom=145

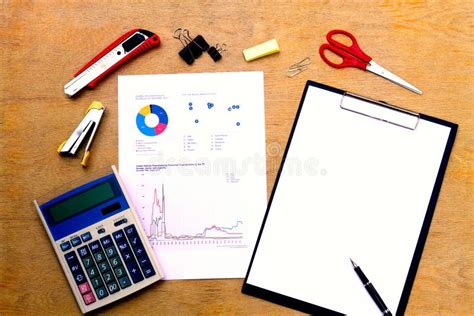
left=113, top=229, right=144, bottom=283
left=125, top=224, right=155, bottom=278
left=65, top=251, right=96, bottom=305
left=77, top=245, right=106, bottom=301
left=88, top=240, right=122, bottom=298
left=100, top=235, right=131, bottom=289
left=64, top=222, right=156, bottom=307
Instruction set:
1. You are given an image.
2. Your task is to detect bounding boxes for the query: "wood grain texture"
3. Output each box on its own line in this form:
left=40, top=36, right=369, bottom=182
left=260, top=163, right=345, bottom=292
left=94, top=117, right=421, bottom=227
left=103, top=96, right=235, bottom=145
left=0, top=0, right=472, bottom=315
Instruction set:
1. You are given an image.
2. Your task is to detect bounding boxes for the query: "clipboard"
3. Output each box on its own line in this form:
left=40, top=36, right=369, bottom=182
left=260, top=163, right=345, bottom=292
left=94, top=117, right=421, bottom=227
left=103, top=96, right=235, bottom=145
left=242, top=81, right=457, bottom=315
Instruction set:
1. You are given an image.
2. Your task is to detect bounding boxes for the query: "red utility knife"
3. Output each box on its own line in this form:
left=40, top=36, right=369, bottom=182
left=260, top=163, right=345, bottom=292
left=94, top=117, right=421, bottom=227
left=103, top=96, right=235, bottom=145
left=64, top=29, right=160, bottom=97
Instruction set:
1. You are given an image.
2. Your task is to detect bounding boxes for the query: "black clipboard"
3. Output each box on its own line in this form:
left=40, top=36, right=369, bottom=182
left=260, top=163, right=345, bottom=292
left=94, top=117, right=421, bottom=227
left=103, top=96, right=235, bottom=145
left=242, top=81, right=457, bottom=315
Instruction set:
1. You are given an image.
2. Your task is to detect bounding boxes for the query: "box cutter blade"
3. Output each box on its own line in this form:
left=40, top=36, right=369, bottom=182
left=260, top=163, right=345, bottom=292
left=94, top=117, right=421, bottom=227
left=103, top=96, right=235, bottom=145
left=64, top=29, right=160, bottom=97
left=57, top=101, right=105, bottom=167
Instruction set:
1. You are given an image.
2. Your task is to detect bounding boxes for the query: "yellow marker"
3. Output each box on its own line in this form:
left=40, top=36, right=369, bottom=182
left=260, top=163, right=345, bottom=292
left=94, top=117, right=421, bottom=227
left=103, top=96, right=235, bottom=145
left=80, top=150, right=91, bottom=168
left=243, top=39, right=280, bottom=62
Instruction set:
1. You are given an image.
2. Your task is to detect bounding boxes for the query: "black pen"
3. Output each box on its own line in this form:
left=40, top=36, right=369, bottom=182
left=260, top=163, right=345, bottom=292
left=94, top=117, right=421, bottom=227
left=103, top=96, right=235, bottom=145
left=350, top=259, right=392, bottom=316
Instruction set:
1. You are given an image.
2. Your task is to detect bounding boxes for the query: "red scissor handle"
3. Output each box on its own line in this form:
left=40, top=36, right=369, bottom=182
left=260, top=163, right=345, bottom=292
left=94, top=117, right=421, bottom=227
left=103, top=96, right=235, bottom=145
left=319, top=29, right=372, bottom=70
left=327, top=30, right=372, bottom=63
left=319, top=43, right=368, bottom=70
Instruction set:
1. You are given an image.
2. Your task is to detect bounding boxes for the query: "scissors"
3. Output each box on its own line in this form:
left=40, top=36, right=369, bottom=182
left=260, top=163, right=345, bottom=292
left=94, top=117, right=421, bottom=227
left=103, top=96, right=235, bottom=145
left=319, top=30, right=422, bottom=95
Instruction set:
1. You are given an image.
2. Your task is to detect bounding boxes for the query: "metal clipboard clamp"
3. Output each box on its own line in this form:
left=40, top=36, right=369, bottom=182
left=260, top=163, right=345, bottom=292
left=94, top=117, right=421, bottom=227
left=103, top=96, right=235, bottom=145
left=340, top=92, right=420, bottom=130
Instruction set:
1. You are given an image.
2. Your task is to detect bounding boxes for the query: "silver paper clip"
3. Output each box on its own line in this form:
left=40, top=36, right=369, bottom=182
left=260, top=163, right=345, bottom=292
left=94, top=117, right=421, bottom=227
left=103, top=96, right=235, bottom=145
left=57, top=101, right=106, bottom=167
left=340, top=92, right=420, bottom=130
left=287, top=57, right=311, bottom=78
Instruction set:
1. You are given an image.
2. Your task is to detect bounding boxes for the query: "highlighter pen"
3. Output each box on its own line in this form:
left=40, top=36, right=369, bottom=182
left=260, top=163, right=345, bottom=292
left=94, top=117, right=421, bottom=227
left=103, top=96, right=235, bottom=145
left=350, top=259, right=392, bottom=316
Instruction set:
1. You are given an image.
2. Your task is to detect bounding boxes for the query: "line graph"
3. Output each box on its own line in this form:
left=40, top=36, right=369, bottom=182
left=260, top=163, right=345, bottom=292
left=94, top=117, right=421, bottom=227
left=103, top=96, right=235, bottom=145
left=146, top=184, right=244, bottom=243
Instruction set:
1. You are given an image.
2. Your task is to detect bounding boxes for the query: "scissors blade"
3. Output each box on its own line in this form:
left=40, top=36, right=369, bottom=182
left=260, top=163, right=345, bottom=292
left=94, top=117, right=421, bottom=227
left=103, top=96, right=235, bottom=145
left=366, top=61, right=422, bottom=95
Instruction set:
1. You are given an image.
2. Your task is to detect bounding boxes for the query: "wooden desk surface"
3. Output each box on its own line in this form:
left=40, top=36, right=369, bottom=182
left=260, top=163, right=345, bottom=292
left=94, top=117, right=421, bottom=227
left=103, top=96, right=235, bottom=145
left=1, top=1, right=472, bottom=315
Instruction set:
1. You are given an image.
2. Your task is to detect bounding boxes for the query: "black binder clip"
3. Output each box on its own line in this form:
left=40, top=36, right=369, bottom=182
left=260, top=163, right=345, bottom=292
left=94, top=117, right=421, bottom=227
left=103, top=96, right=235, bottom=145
left=173, top=28, right=210, bottom=65
left=207, top=43, right=226, bottom=62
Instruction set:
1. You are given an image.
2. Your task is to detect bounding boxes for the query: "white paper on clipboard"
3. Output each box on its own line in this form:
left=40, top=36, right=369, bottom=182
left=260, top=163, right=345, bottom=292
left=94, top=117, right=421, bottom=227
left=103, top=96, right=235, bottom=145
left=244, top=82, right=456, bottom=315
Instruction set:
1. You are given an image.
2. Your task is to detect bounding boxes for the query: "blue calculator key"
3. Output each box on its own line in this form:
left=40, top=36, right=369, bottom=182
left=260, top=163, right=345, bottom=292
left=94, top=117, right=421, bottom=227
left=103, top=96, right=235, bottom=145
left=77, top=246, right=91, bottom=259
left=82, top=256, right=94, bottom=269
left=114, top=266, right=127, bottom=279
left=90, top=276, right=103, bottom=289
left=142, top=265, right=156, bottom=278
left=73, top=271, right=86, bottom=285
left=86, top=266, right=99, bottom=279
left=122, top=250, right=134, bottom=263
left=93, top=251, right=106, bottom=263
left=88, top=241, right=101, bottom=253
left=118, top=276, right=132, bottom=289
left=102, top=271, right=115, bottom=284
left=137, top=255, right=150, bottom=268
left=81, top=232, right=92, bottom=242
left=116, top=240, right=131, bottom=253
left=64, top=251, right=79, bottom=265
left=60, top=241, right=71, bottom=252
left=100, top=235, right=113, bottom=248
left=133, top=245, right=145, bottom=257
left=104, top=246, right=118, bottom=258
left=70, top=263, right=81, bottom=274
left=112, top=230, right=125, bottom=242
left=98, top=261, right=111, bottom=273
left=109, top=256, right=122, bottom=268
left=128, top=234, right=142, bottom=248
left=95, top=286, right=108, bottom=300
left=107, top=281, right=120, bottom=294
left=126, top=260, right=144, bottom=283
left=124, top=224, right=137, bottom=237
left=71, top=237, right=82, bottom=247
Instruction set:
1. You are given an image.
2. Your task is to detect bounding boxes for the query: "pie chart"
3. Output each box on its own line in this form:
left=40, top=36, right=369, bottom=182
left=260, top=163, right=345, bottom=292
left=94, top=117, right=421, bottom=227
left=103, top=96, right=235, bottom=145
left=136, top=104, right=168, bottom=136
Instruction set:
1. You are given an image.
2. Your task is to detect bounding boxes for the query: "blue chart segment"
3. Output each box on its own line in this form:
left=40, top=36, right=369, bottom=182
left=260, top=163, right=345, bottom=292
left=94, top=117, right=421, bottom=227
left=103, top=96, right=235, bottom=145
left=136, top=104, right=169, bottom=136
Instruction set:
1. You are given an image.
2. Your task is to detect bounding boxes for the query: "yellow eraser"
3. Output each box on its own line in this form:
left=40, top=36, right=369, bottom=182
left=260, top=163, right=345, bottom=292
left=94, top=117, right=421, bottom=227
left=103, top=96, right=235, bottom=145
left=243, top=39, right=280, bottom=62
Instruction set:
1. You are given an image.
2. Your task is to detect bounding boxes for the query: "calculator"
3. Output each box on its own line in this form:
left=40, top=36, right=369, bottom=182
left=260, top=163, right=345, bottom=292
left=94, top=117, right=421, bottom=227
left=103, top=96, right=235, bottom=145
left=33, top=166, right=163, bottom=313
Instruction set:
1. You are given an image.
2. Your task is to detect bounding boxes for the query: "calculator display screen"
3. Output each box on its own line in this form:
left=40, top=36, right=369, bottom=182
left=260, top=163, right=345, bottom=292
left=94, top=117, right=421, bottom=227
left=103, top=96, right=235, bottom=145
left=49, top=182, right=115, bottom=224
